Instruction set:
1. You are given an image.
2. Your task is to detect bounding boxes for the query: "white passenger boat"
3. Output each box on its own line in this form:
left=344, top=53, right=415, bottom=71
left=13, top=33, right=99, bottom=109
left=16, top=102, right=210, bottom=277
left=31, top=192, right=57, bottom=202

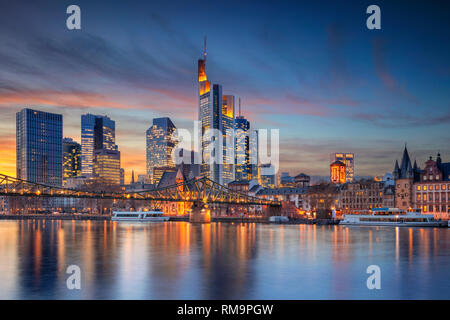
left=111, top=210, right=169, bottom=222
left=341, top=208, right=447, bottom=227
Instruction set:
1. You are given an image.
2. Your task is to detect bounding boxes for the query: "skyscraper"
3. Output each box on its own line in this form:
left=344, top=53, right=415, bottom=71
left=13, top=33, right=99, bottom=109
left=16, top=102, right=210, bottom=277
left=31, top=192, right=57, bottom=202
left=93, top=149, right=121, bottom=185
left=197, top=39, right=235, bottom=185
left=146, top=117, right=177, bottom=184
left=249, top=129, right=259, bottom=181
left=221, top=95, right=235, bottom=185
left=235, top=101, right=250, bottom=181
left=81, top=114, right=116, bottom=177
left=63, top=138, right=81, bottom=185
left=16, top=108, right=63, bottom=186
left=331, top=153, right=354, bottom=182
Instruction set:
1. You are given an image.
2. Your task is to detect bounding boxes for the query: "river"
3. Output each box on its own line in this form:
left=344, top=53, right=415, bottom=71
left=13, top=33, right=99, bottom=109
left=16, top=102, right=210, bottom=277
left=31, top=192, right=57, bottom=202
left=0, top=220, right=448, bottom=299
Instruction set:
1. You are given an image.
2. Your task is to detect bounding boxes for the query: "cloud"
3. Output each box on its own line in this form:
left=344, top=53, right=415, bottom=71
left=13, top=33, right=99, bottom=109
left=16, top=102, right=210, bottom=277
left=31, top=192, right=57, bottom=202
left=0, top=134, right=16, bottom=177
left=372, top=38, right=418, bottom=104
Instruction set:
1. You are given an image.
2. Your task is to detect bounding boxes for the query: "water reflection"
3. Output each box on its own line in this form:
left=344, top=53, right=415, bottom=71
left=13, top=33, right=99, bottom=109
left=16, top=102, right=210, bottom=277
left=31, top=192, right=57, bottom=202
left=0, top=220, right=449, bottom=299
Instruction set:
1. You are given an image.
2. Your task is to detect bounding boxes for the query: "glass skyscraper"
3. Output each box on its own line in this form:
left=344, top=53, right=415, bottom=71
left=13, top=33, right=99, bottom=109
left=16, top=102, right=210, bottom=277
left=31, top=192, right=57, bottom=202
left=235, top=114, right=250, bottom=181
left=93, top=149, right=121, bottom=185
left=81, top=114, right=116, bottom=177
left=221, top=95, right=235, bottom=185
left=146, top=117, right=177, bottom=184
left=197, top=42, right=235, bottom=185
left=16, top=108, right=63, bottom=186
left=249, top=129, right=259, bottom=181
left=63, top=138, right=81, bottom=185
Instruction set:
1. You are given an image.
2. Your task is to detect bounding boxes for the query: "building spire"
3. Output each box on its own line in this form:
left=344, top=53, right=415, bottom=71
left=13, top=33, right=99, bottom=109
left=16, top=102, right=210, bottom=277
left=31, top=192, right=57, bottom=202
left=204, top=36, right=207, bottom=61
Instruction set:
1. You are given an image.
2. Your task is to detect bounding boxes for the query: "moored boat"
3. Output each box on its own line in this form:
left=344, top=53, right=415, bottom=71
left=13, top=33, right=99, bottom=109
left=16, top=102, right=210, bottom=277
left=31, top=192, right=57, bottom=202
left=111, top=210, right=169, bottom=222
left=341, top=208, right=447, bottom=227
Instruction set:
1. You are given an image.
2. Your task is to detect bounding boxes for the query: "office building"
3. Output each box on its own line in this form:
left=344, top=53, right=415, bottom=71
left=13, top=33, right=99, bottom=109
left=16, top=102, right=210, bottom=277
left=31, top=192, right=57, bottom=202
left=93, top=149, right=121, bottom=185
left=221, top=95, right=235, bottom=185
left=197, top=40, right=235, bottom=185
left=63, top=138, right=81, bottom=185
left=249, top=129, right=259, bottom=181
left=146, top=117, right=177, bottom=183
left=81, top=114, right=116, bottom=177
left=235, top=102, right=250, bottom=181
left=16, top=108, right=63, bottom=186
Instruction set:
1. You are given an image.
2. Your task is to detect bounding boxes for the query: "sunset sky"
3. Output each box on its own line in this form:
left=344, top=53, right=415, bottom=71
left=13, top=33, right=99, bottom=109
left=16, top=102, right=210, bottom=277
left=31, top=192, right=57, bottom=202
left=0, top=0, right=449, bottom=183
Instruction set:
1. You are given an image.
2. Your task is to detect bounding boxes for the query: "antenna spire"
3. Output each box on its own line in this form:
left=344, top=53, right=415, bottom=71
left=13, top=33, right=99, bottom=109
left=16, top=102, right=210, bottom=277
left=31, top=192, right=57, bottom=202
left=204, top=36, right=207, bottom=60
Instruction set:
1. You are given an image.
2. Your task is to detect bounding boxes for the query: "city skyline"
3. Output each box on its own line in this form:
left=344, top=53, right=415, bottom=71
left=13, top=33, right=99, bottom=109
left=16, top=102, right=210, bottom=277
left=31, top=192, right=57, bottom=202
left=0, top=1, right=449, bottom=183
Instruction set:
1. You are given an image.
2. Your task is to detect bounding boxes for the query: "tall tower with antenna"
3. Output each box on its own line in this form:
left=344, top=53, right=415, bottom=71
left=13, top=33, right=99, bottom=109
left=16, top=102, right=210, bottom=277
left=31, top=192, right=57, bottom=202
left=197, top=37, right=235, bottom=185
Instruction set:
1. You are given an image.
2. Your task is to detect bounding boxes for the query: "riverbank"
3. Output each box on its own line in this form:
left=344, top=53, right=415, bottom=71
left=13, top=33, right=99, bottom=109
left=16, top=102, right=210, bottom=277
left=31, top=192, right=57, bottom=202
left=0, top=214, right=110, bottom=221
left=0, top=214, right=339, bottom=225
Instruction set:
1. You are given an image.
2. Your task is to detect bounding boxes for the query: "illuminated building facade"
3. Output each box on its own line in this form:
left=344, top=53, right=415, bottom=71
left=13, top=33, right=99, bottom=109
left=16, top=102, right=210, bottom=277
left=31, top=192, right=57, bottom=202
left=16, top=108, right=63, bottom=186
left=412, top=153, right=450, bottom=218
left=249, top=129, right=259, bottom=181
left=63, top=138, right=81, bottom=186
left=260, top=163, right=276, bottom=188
left=235, top=112, right=250, bottom=181
left=146, top=117, right=177, bottom=184
left=93, top=149, right=121, bottom=185
left=338, top=180, right=384, bottom=214
left=331, top=153, right=354, bottom=182
left=157, top=168, right=192, bottom=215
left=81, top=114, right=116, bottom=177
left=330, top=160, right=346, bottom=184
left=197, top=40, right=235, bottom=185
left=221, top=95, right=235, bottom=185
left=302, top=184, right=340, bottom=218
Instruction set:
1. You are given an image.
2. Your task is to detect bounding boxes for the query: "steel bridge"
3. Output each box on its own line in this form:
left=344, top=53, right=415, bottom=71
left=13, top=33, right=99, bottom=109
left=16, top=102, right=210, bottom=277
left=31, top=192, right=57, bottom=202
left=0, top=174, right=280, bottom=206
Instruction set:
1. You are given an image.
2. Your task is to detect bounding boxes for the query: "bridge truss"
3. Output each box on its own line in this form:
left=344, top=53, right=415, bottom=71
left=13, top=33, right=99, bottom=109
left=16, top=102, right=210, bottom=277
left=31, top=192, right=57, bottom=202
left=0, top=174, right=280, bottom=206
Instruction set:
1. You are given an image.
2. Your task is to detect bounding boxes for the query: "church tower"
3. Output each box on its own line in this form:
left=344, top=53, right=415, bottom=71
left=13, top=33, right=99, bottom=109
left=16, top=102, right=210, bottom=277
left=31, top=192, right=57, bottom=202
left=392, top=145, right=419, bottom=210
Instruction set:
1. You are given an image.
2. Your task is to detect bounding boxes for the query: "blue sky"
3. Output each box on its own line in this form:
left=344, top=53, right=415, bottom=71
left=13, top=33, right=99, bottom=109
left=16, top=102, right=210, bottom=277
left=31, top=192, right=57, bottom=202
left=0, top=0, right=449, bottom=181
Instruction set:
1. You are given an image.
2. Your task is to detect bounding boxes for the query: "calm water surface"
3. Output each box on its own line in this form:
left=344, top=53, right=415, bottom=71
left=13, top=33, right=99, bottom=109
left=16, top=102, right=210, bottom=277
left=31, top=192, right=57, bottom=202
left=0, top=220, right=449, bottom=299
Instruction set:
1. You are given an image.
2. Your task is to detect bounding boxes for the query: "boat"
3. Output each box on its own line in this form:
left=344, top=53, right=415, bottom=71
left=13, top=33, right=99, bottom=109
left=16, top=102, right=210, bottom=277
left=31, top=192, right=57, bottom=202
left=340, top=208, right=447, bottom=227
left=111, top=210, right=169, bottom=222
left=269, top=216, right=289, bottom=223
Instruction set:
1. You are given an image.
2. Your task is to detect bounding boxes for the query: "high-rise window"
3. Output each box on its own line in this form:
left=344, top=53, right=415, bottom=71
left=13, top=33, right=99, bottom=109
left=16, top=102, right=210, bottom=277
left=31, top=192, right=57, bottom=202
left=146, top=117, right=177, bottom=184
left=16, top=108, right=63, bottom=186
